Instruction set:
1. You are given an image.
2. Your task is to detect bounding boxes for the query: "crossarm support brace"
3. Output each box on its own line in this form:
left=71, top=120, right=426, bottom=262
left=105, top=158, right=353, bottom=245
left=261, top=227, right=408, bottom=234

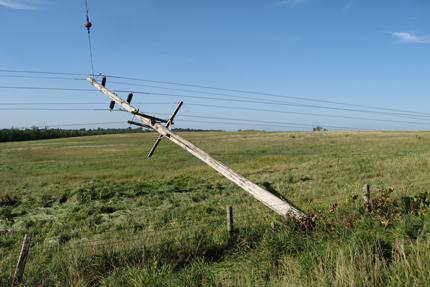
left=128, top=120, right=152, bottom=130
left=148, top=101, right=183, bottom=158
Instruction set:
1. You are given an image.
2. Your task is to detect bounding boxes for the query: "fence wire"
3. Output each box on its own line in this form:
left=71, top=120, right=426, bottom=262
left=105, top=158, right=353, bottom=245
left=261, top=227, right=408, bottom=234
left=1, top=179, right=429, bottom=281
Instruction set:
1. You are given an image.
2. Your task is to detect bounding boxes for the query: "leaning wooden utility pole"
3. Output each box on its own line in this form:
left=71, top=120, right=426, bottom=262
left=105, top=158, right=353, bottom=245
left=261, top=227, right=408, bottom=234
left=87, top=76, right=306, bottom=221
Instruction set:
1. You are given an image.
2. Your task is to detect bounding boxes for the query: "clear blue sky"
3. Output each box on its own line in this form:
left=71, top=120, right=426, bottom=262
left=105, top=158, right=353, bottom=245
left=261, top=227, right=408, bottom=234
left=0, top=0, right=429, bottom=131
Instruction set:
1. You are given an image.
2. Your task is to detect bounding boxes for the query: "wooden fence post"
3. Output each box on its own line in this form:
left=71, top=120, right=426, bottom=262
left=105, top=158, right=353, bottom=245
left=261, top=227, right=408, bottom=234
left=12, top=234, right=32, bottom=286
left=227, top=206, right=233, bottom=243
left=364, top=184, right=371, bottom=213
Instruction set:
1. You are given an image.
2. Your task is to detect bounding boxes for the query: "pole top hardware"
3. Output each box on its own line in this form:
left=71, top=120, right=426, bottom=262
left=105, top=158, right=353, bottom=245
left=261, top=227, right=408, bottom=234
left=127, top=91, right=133, bottom=104
left=131, top=110, right=168, bottom=124
left=147, top=101, right=183, bottom=157
left=101, top=75, right=107, bottom=87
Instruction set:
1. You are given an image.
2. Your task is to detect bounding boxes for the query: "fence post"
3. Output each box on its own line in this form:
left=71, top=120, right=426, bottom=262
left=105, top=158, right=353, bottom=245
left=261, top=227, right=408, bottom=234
left=12, top=234, right=32, bottom=285
left=364, top=184, right=371, bottom=213
left=227, top=206, right=233, bottom=243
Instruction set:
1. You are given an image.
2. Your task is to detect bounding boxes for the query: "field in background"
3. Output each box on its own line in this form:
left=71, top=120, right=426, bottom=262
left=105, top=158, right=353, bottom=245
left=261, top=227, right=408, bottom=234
left=1, top=130, right=430, bottom=286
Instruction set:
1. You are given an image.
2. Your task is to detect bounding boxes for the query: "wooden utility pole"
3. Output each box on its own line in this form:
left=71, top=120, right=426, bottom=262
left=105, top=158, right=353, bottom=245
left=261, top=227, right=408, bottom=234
left=87, top=76, right=306, bottom=221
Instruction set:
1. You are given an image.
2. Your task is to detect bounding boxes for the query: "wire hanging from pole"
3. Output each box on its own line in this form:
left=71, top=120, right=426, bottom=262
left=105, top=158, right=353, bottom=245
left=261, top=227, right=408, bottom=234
left=85, top=0, right=94, bottom=77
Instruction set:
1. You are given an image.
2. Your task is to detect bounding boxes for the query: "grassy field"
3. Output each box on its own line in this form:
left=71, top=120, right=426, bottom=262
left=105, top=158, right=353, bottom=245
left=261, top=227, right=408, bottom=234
left=1, top=130, right=430, bottom=286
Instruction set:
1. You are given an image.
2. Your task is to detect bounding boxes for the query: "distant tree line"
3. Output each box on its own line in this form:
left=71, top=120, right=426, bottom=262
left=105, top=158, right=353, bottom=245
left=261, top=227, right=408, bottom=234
left=171, top=128, right=222, bottom=132
left=0, top=126, right=223, bottom=143
left=313, top=126, right=328, bottom=131
left=0, top=126, right=147, bottom=143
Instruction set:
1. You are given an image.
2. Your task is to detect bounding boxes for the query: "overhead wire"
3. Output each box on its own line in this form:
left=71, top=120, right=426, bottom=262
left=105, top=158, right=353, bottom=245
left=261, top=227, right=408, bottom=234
left=154, top=113, right=363, bottom=130
left=1, top=85, right=430, bottom=121
left=0, top=102, right=425, bottom=131
left=0, top=102, right=172, bottom=106
left=172, top=119, right=358, bottom=130
left=105, top=74, right=430, bottom=117
left=0, top=69, right=88, bottom=76
left=1, top=71, right=429, bottom=122
left=1, top=69, right=429, bottom=118
left=183, top=103, right=430, bottom=126
left=85, top=0, right=94, bottom=76
left=11, top=121, right=128, bottom=129
left=130, top=91, right=430, bottom=121
left=110, top=81, right=430, bottom=120
left=2, top=113, right=360, bottom=130
left=1, top=100, right=430, bottom=126
left=0, top=74, right=86, bottom=81
left=0, top=108, right=110, bottom=111
left=1, top=70, right=430, bottom=131
left=0, top=86, right=97, bottom=92
left=5, top=85, right=430, bottom=124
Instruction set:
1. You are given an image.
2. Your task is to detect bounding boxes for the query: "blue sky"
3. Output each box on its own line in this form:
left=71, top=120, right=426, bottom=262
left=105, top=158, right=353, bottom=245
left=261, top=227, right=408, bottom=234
left=0, top=0, right=429, bottom=131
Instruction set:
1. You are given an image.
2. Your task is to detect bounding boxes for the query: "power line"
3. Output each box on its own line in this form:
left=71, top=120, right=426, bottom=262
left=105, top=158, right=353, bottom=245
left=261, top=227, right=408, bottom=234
left=1, top=69, right=429, bottom=118
left=84, top=0, right=94, bottom=76
left=0, top=86, right=97, bottom=92
left=156, top=113, right=363, bottom=130
left=2, top=85, right=429, bottom=122
left=0, top=105, right=421, bottom=130
left=1, top=101, right=430, bottom=126
left=115, top=82, right=430, bottom=119
left=0, top=74, right=86, bottom=81
left=184, top=103, right=430, bottom=126
left=109, top=79, right=430, bottom=121
left=0, top=70, right=88, bottom=77
left=131, top=91, right=430, bottom=121
left=106, top=74, right=430, bottom=117
left=0, top=102, right=173, bottom=106
left=173, top=119, right=358, bottom=130
left=9, top=121, right=128, bottom=129
left=1, top=73, right=429, bottom=123
left=2, top=113, right=360, bottom=130
left=1, top=72, right=427, bottom=121
left=1, top=70, right=429, bottom=131
left=0, top=108, right=109, bottom=111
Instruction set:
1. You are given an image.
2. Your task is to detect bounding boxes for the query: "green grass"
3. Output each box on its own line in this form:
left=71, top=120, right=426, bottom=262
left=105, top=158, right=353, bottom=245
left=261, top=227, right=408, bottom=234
left=1, top=130, right=430, bottom=286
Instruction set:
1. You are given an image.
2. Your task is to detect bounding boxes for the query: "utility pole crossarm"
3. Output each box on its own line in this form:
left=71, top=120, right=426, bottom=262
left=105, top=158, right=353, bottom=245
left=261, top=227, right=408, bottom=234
left=87, top=76, right=307, bottom=221
left=148, top=101, right=183, bottom=158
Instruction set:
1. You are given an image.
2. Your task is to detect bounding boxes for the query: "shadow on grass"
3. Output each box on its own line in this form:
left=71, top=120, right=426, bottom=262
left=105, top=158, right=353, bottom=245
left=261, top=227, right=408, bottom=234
left=261, top=181, right=306, bottom=215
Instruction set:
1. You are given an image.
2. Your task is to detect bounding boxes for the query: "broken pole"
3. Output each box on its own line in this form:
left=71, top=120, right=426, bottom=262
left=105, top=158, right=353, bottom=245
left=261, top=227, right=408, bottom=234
left=87, top=76, right=307, bottom=221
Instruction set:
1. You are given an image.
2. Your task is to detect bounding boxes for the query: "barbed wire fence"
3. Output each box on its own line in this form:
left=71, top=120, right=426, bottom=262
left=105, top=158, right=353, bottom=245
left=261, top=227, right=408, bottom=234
left=0, top=207, right=265, bottom=281
left=1, top=179, right=428, bottom=285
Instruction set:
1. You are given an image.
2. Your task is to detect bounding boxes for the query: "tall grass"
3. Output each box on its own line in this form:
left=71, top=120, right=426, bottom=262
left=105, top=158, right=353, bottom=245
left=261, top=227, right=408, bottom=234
left=1, top=130, right=430, bottom=286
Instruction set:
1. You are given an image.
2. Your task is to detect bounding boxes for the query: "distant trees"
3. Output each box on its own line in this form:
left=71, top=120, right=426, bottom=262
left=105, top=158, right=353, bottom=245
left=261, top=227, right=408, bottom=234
left=172, top=128, right=222, bottom=132
left=313, top=126, right=328, bottom=131
left=0, top=126, right=149, bottom=143
left=0, top=126, right=223, bottom=143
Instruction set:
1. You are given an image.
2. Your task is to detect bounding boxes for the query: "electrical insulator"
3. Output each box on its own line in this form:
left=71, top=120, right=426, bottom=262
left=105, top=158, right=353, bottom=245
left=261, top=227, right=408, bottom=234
left=85, top=16, right=92, bottom=32
left=101, top=76, right=106, bottom=87
left=127, top=92, right=133, bottom=104
left=109, top=101, right=115, bottom=111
